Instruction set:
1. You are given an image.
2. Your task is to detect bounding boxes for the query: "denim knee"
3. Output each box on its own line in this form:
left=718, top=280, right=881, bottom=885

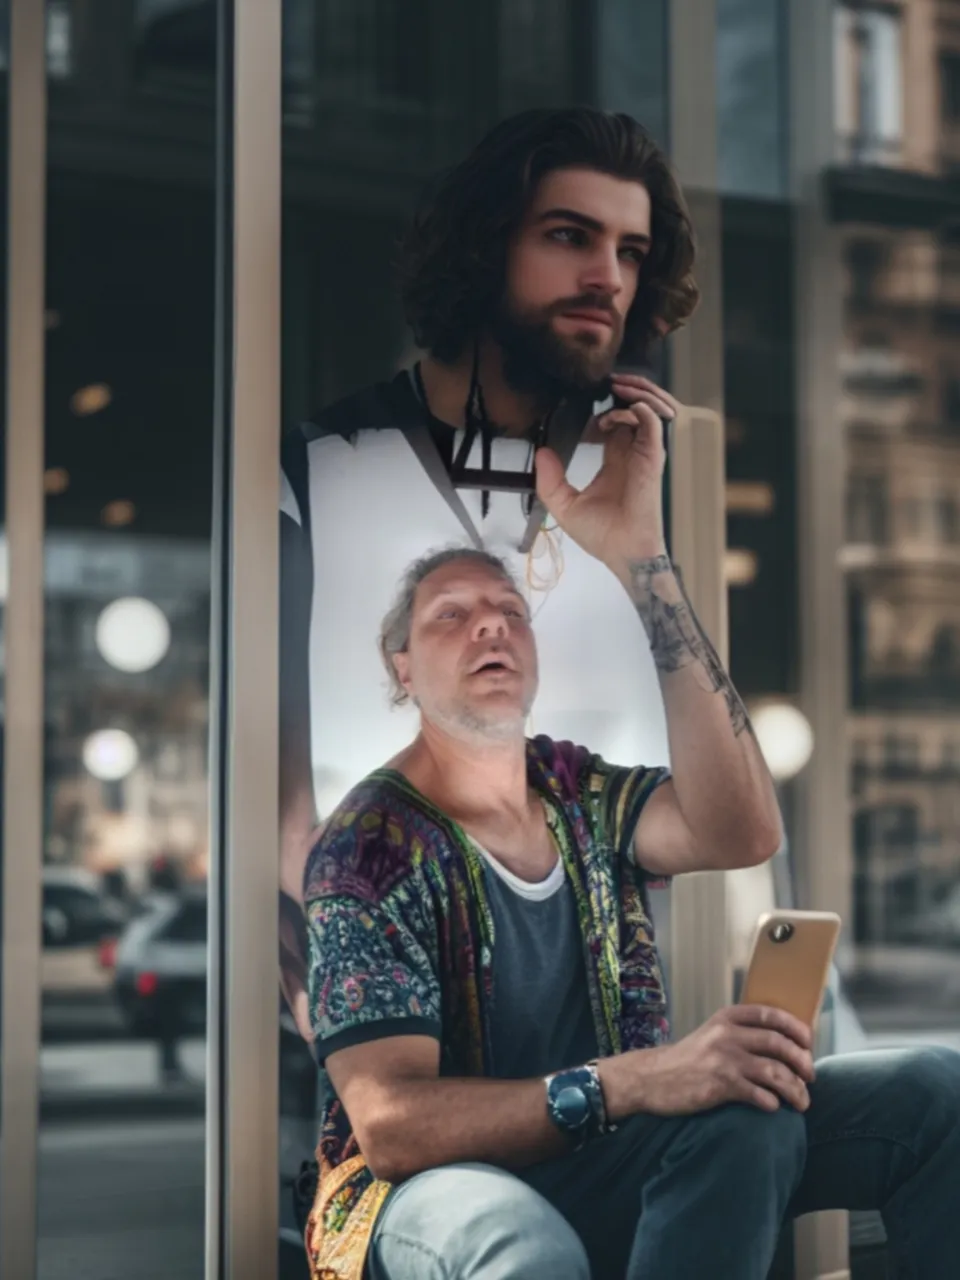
left=471, top=1189, right=590, bottom=1280
left=691, top=1102, right=808, bottom=1188
left=897, top=1045, right=960, bottom=1094
left=886, top=1045, right=960, bottom=1126
left=370, top=1162, right=590, bottom=1280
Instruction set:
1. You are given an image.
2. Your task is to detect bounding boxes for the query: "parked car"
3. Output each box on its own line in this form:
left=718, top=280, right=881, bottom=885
left=41, top=865, right=131, bottom=1000
left=113, top=889, right=207, bottom=1038
left=113, top=886, right=319, bottom=1109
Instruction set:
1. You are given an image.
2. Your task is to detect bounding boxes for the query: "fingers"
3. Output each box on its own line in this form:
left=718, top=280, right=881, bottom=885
left=610, top=374, right=680, bottom=421
left=738, top=1081, right=782, bottom=1113
left=739, top=1051, right=810, bottom=1112
left=292, top=987, right=315, bottom=1043
left=724, top=1003, right=813, bottom=1051
left=534, top=445, right=580, bottom=520
left=738, top=1027, right=815, bottom=1084
left=595, top=402, right=663, bottom=441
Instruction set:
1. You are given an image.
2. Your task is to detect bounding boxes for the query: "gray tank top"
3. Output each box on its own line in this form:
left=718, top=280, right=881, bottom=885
left=474, top=843, right=599, bottom=1080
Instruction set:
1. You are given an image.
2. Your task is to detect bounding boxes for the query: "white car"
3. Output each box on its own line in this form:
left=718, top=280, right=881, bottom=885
left=113, top=891, right=207, bottom=1038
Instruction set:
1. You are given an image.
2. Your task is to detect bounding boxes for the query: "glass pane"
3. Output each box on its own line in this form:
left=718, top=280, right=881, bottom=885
left=830, top=3, right=960, bottom=1058
left=0, top=0, right=8, bottom=1164
left=36, top=6, right=216, bottom=1276
left=278, top=4, right=680, bottom=1275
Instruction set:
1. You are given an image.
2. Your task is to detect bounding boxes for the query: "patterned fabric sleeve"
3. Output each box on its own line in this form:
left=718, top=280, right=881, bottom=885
left=541, top=738, right=671, bottom=881
left=304, top=803, right=443, bottom=1062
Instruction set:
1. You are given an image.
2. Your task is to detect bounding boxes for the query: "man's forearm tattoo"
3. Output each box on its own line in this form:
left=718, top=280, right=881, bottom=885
left=629, top=555, right=753, bottom=738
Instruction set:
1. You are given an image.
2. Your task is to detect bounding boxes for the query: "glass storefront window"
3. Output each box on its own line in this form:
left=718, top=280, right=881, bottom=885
left=34, top=7, right=217, bottom=1276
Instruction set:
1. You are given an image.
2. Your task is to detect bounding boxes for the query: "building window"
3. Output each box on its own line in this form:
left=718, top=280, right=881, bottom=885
left=930, top=624, right=960, bottom=675
left=835, top=4, right=903, bottom=165
left=884, top=734, right=918, bottom=769
left=902, top=497, right=924, bottom=538
left=942, top=53, right=960, bottom=124
left=943, top=371, right=960, bottom=426
left=936, top=494, right=960, bottom=543
left=847, top=473, right=889, bottom=544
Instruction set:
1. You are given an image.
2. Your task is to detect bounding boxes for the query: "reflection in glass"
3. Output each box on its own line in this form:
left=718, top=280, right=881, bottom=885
left=35, top=8, right=215, bottom=1277
left=278, top=7, right=679, bottom=1270
left=836, top=4, right=960, bottom=1058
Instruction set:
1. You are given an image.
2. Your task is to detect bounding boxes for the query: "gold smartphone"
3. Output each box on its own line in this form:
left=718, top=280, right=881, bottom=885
left=739, top=910, right=842, bottom=1031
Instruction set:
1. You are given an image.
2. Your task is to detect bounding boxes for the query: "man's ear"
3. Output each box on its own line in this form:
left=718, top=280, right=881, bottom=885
left=393, top=652, right=413, bottom=698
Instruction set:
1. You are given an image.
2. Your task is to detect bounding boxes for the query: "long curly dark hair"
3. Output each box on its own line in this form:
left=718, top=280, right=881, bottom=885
left=399, top=107, right=700, bottom=365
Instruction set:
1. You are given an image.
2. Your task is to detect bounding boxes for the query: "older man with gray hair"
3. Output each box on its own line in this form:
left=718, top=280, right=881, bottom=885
left=297, top=396, right=960, bottom=1280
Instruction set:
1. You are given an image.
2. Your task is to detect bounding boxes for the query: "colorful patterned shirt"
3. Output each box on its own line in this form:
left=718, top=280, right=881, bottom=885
left=302, top=735, right=670, bottom=1280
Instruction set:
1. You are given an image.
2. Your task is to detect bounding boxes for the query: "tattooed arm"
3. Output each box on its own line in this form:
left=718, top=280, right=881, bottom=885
left=626, top=554, right=783, bottom=875
left=533, top=394, right=781, bottom=873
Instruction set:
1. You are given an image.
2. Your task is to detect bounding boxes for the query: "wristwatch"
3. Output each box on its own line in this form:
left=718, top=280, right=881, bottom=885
left=544, top=1062, right=611, bottom=1152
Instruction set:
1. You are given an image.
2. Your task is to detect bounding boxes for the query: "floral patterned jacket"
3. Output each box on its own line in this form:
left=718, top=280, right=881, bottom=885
left=302, top=735, right=671, bottom=1280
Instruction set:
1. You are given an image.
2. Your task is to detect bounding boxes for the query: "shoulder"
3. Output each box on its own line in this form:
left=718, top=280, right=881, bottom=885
left=303, top=772, right=440, bottom=906
left=298, top=369, right=422, bottom=447
left=527, top=735, right=590, bottom=799
left=281, top=371, right=424, bottom=524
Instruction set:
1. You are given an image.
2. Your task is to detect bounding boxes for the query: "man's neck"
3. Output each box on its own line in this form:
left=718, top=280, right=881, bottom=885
left=418, top=343, right=547, bottom=439
left=395, top=719, right=533, bottom=825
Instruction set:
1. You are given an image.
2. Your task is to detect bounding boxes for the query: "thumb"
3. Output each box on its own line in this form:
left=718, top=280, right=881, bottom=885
left=292, top=987, right=315, bottom=1044
left=535, top=447, right=578, bottom=522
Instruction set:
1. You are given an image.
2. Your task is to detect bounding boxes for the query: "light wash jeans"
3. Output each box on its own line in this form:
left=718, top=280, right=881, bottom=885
left=365, top=1046, right=960, bottom=1280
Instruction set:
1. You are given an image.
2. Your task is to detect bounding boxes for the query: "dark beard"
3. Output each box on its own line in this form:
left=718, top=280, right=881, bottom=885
left=490, top=301, right=619, bottom=406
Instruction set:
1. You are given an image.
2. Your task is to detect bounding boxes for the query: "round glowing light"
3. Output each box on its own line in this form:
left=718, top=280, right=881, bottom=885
left=44, top=467, right=70, bottom=496
left=71, top=383, right=112, bottom=416
left=101, top=500, right=136, bottom=527
left=96, top=597, right=170, bottom=673
left=83, top=729, right=139, bottom=781
left=752, top=702, right=814, bottom=782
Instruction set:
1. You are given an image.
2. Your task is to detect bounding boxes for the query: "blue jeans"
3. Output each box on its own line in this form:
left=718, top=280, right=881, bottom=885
left=366, top=1046, right=960, bottom=1279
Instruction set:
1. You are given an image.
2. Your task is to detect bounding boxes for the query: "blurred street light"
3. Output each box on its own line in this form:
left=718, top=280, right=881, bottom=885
left=96, top=596, right=170, bottom=673
left=83, top=729, right=139, bottom=781
left=752, top=701, right=814, bottom=782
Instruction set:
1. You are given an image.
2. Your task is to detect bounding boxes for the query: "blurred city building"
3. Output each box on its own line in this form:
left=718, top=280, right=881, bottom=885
left=834, top=0, right=960, bottom=947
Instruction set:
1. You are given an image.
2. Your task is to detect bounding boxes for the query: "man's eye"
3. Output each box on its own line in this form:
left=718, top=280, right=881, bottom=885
left=549, top=226, right=583, bottom=245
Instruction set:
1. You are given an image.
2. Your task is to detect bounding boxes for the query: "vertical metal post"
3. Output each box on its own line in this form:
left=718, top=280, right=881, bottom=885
left=790, top=0, right=851, bottom=1277
left=665, top=0, right=732, bottom=1038
left=0, top=2, right=47, bottom=1277
left=207, top=1, right=281, bottom=1278
left=667, top=407, right=731, bottom=1036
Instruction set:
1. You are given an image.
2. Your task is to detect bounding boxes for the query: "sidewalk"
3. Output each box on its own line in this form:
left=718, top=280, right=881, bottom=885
left=40, top=1038, right=206, bottom=1121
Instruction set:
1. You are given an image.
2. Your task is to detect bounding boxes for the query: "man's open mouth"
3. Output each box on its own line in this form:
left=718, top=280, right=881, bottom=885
left=469, top=656, right=516, bottom=675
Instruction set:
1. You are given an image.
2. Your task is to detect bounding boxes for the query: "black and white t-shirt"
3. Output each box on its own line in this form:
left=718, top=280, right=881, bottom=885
left=279, top=368, right=669, bottom=818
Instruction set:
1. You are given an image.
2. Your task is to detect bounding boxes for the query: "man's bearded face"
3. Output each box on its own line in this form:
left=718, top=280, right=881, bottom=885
left=492, top=166, right=652, bottom=404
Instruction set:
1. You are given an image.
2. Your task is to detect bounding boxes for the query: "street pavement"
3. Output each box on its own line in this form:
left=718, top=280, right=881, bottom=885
left=37, top=1118, right=204, bottom=1280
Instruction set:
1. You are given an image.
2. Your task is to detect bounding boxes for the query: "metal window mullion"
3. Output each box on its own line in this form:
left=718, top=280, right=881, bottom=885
left=790, top=1, right=851, bottom=1277
left=0, top=2, right=48, bottom=1278
left=665, top=0, right=731, bottom=1041
left=207, top=2, right=281, bottom=1279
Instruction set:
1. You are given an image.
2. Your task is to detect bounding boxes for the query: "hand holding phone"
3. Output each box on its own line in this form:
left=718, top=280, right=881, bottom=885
left=602, top=910, right=840, bottom=1119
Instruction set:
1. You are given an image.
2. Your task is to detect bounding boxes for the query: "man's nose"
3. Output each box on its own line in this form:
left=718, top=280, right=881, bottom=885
left=580, top=245, right=624, bottom=299
left=472, top=607, right=508, bottom=638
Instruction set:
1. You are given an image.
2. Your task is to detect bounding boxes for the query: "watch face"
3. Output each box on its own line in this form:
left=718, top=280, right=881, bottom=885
left=555, top=1084, right=590, bottom=1129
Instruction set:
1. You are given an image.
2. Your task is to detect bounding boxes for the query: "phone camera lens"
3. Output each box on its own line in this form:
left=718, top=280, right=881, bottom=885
left=769, top=922, right=794, bottom=944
